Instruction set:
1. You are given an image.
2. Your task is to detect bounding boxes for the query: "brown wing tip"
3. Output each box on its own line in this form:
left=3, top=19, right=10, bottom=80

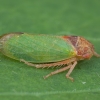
left=0, top=32, right=23, bottom=38
left=0, top=32, right=24, bottom=45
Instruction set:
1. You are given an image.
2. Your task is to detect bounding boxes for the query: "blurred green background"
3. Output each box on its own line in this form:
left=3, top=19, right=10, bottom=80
left=0, top=0, right=100, bottom=100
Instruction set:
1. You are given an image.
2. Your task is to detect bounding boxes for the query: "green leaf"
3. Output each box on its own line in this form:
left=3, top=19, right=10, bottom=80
left=0, top=0, right=100, bottom=100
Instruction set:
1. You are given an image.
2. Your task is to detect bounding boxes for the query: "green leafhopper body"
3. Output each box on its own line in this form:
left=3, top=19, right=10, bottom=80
left=0, top=32, right=99, bottom=81
left=0, top=33, right=76, bottom=63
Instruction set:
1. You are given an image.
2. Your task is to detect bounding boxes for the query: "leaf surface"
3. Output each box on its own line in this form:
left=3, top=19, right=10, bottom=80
left=0, top=0, right=100, bottom=100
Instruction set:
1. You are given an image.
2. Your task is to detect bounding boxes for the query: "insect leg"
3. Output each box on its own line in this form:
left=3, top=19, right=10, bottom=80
left=66, top=61, right=77, bottom=82
left=20, top=59, right=43, bottom=68
left=20, top=59, right=61, bottom=68
left=20, top=58, right=76, bottom=68
left=43, top=64, right=71, bottom=79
